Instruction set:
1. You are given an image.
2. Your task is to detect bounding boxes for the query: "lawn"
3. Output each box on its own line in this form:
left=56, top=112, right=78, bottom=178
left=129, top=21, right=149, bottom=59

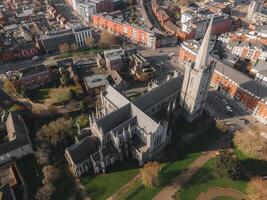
left=81, top=159, right=139, bottom=200
left=30, top=85, right=81, bottom=105
left=120, top=153, right=200, bottom=200
left=180, top=159, right=247, bottom=200
left=121, top=116, right=225, bottom=200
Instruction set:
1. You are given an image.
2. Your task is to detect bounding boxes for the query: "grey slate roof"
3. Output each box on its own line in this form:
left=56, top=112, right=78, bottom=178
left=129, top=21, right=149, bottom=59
left=96, top=104, right=132, bottom=134
left=211, top=57, right=267, bottom=101
left=0, top=113, right=32, bottom=158
left=67, top=135, right=100, bottom=164
left=134, top=76, right=183, bottom=111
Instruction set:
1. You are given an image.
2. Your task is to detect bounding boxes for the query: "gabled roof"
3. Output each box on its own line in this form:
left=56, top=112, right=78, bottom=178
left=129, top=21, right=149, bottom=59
left=0, top=113, right=32, bottom=162
left=134, top=76, right=183, bottom=111
left=66, top=135, right=100, bottom=164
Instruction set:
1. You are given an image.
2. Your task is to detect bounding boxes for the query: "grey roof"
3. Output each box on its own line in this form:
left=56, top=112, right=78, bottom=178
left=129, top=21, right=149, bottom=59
left=134, top=76, right=183, bottom=111
left=211, top=57, right=267, bottom=101
left=0, top=113, right=32, bottom=158
left=96, top=104, right=132, bottom=134
left=103, top=85, right=130, bottom=108
left=83, top=74, right=108, bottom=89
left=253, top=60, right=267, bottom=72
left=67, top=135, right=99, bottom=164
left=99, top=86, right=160, bottom=133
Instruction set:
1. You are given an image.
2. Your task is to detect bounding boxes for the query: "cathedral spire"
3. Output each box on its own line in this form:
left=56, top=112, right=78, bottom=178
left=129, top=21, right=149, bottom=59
left=194, top=16, right=213, bottom=70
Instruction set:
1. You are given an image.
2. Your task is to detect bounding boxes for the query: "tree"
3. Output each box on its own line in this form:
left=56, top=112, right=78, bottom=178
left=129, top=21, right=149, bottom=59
left=42, top=165, right=60, bottom=184
left=35, top=183, right=55, bottom=200
left=77, top=115, right=89, bottom=129
left=37, top=117, right=75, bottom=145
left=98, top=31, right=118, bottom=48
left=247, top=177, right=267, bottom=200
left=79, top=101, right=87, bottom=112
left=213, top=150, right=240, bottom=179
left=59, top=43, right=70, bottom=54
left=34, top=142, right=51, bottom=166
left=3, top=79, right=17, bottom=95
left=140, top=161, right=160, bottom=187
left=70, top=43, right=78, bottom=52
left=233, top=130, right=267, bottom=160
left=20, top=86, right=29, bottom=98
left=85, top=37, right=94, bottom=48
left=60, top=73, right=71, bottom=86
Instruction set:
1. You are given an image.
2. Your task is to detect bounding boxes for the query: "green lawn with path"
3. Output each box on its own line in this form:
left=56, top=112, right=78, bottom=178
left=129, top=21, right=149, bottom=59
left=120, top=117, right=224, bottom=200
left=81, top=159, right=139, bottom=200
left=180, top=158, right=247, bottom=200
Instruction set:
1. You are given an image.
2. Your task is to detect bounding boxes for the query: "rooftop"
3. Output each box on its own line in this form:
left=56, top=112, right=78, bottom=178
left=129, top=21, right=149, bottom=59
left=83, top=74, right=108, bottom=89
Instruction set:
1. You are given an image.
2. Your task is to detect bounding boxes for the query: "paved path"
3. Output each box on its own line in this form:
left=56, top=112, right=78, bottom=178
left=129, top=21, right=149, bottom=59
left=196, top=187, right=246, bottom=200
left=153, top=135, right=231, bottom=200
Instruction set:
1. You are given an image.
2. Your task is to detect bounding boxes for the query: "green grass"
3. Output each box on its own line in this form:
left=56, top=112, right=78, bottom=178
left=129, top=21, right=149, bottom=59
left=121, top=117, right=224, bottom=200
left=234, top=148, right=267, bottom=175
left=214, top=197, right=235, bottom=200
left=121, top=153, right=200, bottom=200
left=81, top=159, right=139, bottom=200
left=180, top=159, right=247, bottom=200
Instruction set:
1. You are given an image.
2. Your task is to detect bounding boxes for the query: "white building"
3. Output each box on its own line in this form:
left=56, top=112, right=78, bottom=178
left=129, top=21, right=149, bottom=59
left=256, top=70, right=267, bottom=87
left=73, top=26, right=93, bottom=48
left=78, top=2, right=96, bottom=21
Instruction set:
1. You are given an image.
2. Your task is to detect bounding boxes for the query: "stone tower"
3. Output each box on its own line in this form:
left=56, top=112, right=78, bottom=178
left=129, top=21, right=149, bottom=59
left=179, top=17, right=216, bottom=122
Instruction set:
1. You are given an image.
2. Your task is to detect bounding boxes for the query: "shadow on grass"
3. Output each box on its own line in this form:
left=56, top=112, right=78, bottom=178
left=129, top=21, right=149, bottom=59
left=241, top=158, right=267, bottom=176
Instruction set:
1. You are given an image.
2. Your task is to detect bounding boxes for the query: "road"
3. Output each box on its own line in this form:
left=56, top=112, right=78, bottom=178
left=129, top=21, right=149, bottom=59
left=207, top=90, right=267, bottom=134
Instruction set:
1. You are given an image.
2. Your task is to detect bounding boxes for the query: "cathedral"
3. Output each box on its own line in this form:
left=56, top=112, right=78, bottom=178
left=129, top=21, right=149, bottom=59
left=65, top=18, right=216, bottom=177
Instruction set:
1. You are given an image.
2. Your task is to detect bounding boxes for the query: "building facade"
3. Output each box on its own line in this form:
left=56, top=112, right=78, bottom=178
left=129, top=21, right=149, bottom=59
left=65, top=74, right=183, bottom=177
left=178, top=32, right=267, bottom=125
left=180, top=18, right=216, bottom=122
left=0, top=113, right=33, bottom=166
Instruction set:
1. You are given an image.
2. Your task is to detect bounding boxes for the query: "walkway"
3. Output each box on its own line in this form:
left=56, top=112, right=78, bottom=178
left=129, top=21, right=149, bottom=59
left=153, top=134, right=232, bottom=200
left=196, top=187, right=246, bottom=200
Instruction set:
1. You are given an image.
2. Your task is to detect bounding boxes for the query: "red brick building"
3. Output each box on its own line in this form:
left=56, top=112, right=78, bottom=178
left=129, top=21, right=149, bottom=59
left=178, top=41, right=267, bottom=124
left=0, top=45, right=39, bottom=63
left=92, top=14, right=157, bottom=48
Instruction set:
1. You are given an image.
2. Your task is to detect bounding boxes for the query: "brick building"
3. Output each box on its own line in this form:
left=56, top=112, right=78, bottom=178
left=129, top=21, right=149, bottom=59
left=6, top=65, right=54, bottom=89
left=178, top=40, right=267, bottom=124
left=92, top=14, right=177, bottom=49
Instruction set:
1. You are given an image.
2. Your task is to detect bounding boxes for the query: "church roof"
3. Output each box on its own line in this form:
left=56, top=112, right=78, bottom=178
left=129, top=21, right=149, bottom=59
left=134, top=76, right=183, bottom=111
left=66, top=135, right=100, bottom=164
left=96, top=104, right=132, bottom=134
left=104, top=85, right=130, bottom=108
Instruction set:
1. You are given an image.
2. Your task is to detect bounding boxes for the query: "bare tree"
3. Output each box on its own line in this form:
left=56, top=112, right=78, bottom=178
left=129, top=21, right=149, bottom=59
left=247, top=177, right=267, bottom=200
left=3, top=79, right=17, bottom=95
left=70, top=43, right=78, bottom=52
left=98, top=31, right=118, bottom=48
left=233, top=130, right=267, bottom=160
left=140, top=161, right=160, bottom=187
left=42, top=165, right=61, bottom=184
left=85, top=37, right=95, bottom=48
left=36, top=117, right=75, bottom=145
left=35, top=183, right=55, bottom=200
left=59, top=43, right=70, bottom=54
